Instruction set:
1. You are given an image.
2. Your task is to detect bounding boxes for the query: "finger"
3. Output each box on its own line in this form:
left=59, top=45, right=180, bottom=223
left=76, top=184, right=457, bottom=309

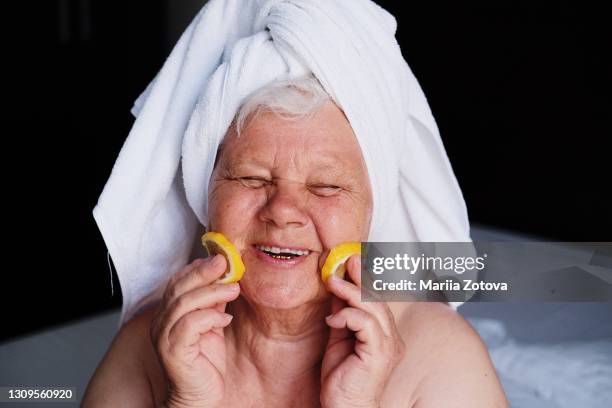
left=163, top=254, right=227, bottom=306
left=162, top=283, right=240, bottom=331
left=326, top=295, right=350, bottom=347
left=330, top=292, right=347, bottom=314
left=346, top=254, right=362, bottom=287
left=168, top=309, right=233, bottom=350
left=325, top=307, right=384, bottom=357
left=324, top=295, right=354, bottom=378
left=214, top=283, right=241, bottom=313
left=161, top=259, right=205, bottom=303
left=176, top=258, right=207, bottom=281
left=327, top=275, right=394, bottom=337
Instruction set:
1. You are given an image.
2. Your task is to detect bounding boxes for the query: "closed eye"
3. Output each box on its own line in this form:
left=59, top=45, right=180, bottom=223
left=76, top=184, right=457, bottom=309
left=236, top=176, right=272, bottom=188
left=308, top=184, right=342, bottom=197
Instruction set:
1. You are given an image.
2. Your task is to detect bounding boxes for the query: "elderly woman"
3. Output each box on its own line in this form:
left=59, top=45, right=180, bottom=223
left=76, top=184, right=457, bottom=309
left=84, top=1, right=507, bottom=407
left=84, top=77, right=506, bottom=407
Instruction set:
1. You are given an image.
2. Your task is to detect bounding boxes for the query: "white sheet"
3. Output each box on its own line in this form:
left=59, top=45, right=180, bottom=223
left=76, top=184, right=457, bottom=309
left=469, top=317, right=612, bottom=407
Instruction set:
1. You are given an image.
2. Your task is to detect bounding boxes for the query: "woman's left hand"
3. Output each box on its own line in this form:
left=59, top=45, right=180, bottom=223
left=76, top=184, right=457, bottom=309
left=320, top=254, right=406, bottom=408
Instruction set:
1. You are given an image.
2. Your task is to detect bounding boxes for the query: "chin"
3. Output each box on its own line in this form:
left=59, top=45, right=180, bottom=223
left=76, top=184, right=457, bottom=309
left=240, top=273, right=323, bottom=309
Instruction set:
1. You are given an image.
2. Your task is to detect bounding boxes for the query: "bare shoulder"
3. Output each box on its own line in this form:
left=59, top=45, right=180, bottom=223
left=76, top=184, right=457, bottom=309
left=82, top=306, right=164, bottom=407
left=382, top=302, right=508, bottom=408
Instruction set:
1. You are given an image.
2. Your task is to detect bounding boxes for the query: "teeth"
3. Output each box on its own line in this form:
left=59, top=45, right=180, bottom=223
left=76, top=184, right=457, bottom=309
left=271, top=254, right=293, bottom=260
left=256, top=245, right=309, bottom=256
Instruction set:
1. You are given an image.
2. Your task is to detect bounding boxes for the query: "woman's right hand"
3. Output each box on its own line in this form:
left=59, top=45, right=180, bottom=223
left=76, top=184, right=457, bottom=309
left=150, top=254, right=240, bottom=408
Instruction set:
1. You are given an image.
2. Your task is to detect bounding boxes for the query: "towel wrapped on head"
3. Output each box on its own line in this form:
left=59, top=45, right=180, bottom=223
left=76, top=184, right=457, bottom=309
left=93, top=0, right=475, bottom=327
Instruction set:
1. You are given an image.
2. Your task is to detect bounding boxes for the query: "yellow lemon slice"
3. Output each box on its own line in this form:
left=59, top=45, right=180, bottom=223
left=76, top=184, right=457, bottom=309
left=201, top=231, right=245, bottom=284
left=321, top=242, right=361, bottom=282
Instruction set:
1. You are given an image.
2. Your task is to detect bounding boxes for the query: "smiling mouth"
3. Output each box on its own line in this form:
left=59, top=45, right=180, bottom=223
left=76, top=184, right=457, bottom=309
left=254, top=244, right=311, bottom=260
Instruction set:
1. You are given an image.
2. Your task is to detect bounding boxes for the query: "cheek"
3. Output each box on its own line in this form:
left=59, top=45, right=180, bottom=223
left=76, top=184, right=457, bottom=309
left=208, top=186, right=262, bottom=244
left=310, top=197, right=368, bottom=246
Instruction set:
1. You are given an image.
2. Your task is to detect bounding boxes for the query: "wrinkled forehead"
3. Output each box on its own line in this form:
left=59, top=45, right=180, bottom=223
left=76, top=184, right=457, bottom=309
left=214, top=101, right=369, bottom=176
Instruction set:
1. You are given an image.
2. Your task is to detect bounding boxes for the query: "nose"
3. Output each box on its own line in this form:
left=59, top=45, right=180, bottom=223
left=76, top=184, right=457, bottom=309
left=257, top=180, right=310, bottom=229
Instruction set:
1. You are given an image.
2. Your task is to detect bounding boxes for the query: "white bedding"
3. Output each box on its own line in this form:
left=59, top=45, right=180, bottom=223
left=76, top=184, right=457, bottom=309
left=469, top=318, right=612, bottom=407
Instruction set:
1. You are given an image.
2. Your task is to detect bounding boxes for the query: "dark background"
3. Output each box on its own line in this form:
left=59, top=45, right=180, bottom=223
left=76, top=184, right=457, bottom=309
left=2, top=0, right=609, bottom=342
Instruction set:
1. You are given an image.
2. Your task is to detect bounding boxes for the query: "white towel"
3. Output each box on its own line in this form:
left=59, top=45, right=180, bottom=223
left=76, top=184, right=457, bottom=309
left=92, top=0, right=475, bottom=327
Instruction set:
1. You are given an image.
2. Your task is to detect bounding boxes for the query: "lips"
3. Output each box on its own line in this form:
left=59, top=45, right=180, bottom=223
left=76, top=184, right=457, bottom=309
left=251, top=243, right=313, bottom=266
left=255, top=243, right=310, bottom=257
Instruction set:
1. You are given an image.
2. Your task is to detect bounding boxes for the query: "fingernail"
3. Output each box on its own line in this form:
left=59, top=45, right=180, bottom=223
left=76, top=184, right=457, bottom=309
left=328, top=275, right=341, bottom=285
left=325, top=314, right=336, bottom=323
left=226, top=283, right=240, bottom=292
left=223, top=313, right=234, bottom=322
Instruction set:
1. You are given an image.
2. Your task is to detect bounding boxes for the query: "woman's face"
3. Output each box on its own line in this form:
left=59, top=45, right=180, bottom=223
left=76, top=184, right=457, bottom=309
left=207, top=100, right=373, bottom=309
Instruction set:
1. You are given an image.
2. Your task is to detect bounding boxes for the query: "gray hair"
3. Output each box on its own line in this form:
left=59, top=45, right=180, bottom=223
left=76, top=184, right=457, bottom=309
left=233, top=74, right=332, bottom=137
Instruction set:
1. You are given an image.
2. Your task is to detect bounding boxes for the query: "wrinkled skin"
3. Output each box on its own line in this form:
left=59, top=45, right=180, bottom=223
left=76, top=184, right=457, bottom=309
left=152, top=101, right=404, bottom=407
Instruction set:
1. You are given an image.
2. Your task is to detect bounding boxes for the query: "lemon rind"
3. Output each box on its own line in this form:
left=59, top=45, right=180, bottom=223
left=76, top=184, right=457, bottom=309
left=201, top=232, right=245, bottom=284
left=321, top=242, right=361, bottom=282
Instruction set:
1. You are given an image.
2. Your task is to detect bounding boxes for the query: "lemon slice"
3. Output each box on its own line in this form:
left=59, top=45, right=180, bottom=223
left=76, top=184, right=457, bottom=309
left=321, top=242, right=361, bottom=282
left=201, top=231, right=245, bottom=284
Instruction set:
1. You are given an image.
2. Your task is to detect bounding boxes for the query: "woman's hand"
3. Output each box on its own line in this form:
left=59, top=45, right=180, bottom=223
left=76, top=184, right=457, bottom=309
left=150, top=255, right=240, bottom=408
left=320, top=255, right=405, bottom=408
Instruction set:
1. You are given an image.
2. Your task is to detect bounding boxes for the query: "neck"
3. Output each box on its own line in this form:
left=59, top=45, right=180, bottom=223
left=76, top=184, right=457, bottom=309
left=225, top=296, right=331, bottom=404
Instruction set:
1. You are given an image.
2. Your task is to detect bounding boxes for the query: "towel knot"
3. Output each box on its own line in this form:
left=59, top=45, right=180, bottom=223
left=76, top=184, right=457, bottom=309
left=252, top=0, right=287, bottom=33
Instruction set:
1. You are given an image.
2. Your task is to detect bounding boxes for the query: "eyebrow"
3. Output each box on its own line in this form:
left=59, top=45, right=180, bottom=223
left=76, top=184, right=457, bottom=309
left=225, top=155, right=272, bottom=170
left=223, top=150, right=357, bottom=175
left=308, top=152, right=356, bottom=173
left=309, top=162, right=349, bottom=174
